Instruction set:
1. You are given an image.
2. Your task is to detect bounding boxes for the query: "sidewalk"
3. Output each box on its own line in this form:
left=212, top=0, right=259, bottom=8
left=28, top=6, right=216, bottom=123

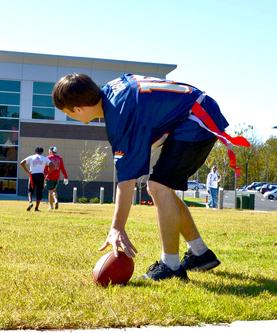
left=3, top=321, right=277, bottom=333
left=0, top=194, right=26, bottom=201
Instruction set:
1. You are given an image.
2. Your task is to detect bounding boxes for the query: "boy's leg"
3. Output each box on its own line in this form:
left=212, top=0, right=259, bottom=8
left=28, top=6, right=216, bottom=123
left=27, top=178, right=34, bottom=211
left=141, top=180, right=188, bottom=280
left=210, top=188, right=217, bottom=208
left=214, top=188, right=219, bottom=208
left=28, top=191, right=32, bottom=203
left=148, top=180, right=206, bottom=253
left=148, top=137, right=220, bottom=273
left=148, top=181, right=202, bottom=246
left=27, top=192, right=34, bottom=211
left=35, top=174, right=44, bottom=211
left=52, top=188, right=59, bottom=209
left=48, top=190, right=54, bottom=209
left=147, top=181, right=181, bottom=254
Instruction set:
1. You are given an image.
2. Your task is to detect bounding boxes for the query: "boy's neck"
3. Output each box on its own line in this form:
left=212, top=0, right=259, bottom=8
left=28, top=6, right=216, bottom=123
left=90, top=99, right=104, bottom=120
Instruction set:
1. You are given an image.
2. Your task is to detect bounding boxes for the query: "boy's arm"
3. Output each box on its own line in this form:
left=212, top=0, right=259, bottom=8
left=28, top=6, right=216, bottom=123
left=20, top=159, right=30, bottom=175
left=206, top=173, right=210, bottom=189
left=99, top=179, right=138, bottom=258
left=60, top=158, right=68, bottom=179
left=47, top=160, right=55, bottom=174
left=44, top=165, right=49, bottom=177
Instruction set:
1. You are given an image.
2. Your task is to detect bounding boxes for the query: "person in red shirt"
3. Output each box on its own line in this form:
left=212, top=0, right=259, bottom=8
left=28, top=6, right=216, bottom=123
left=44, top=146, right=68, bottom=210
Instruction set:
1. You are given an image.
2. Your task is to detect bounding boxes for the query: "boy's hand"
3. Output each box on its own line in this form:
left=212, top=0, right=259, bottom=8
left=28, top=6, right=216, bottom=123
left=99, top=227, right=137, bottom=258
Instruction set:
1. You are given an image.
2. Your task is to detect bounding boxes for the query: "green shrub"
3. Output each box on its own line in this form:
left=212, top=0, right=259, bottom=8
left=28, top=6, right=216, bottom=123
left=184, top=199, right=205, bottom=207
left=77, top=197, right=89, bottom=203
left=90, top=197, right=100, bottom=204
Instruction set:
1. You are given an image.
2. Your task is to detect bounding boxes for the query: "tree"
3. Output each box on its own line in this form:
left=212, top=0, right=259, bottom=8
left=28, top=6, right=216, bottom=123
left=193, top=124, right=275, bottom=189
left=260, top=136, right=277, bottom=182
left=80, top=143, right=108, bottom=197
left=204, top=141, right=231, bottom=188
left=233, top=124, right=261, bottom=186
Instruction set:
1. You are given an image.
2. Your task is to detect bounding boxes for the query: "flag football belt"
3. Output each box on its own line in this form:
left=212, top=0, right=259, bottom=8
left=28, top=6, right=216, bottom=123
left=188, top=93, right=251, bottom=177
left=29, top=173, right=34, bottom=189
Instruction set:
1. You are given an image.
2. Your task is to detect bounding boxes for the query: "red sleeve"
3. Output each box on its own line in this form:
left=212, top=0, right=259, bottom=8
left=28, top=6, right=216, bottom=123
left=60, top=157, right=68, bottom=178
left=44, top=165, right=49, bottom=177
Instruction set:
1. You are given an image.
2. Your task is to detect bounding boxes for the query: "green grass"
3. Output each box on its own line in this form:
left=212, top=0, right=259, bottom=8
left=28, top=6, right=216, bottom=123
left=0, top=201, right=276, bottom=329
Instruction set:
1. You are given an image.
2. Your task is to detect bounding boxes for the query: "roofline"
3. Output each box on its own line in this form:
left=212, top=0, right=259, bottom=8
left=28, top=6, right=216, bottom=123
left=0, top=50, right=177, bottom=75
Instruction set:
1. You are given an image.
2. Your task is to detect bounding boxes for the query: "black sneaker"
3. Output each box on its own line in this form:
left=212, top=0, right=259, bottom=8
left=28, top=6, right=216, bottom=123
left=181, top=249, right=221, bottom=271
left=55, top=202, right=59, bottom=210
left=142, top=260, right=188, bottom=281
left=34, top=207, right=40, bottom=212
left=26, top=203, right=33, bottom=211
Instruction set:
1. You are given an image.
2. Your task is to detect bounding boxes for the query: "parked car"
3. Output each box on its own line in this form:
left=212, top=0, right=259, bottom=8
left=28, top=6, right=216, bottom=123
left=245, top=182, right=267, bottom=191
left=187, top=180, right=202, bottom=190
left=237, top=185, right=248, bottom=192
left=260, top=183, right=277, bottom=194
left=263, top=188, right=277, bottom=200
left=198, top=183, right=206, bottom=189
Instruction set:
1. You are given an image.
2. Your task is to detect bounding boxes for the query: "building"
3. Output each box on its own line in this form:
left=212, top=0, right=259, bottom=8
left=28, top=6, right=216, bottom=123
left=0, top=50, right=176, bottom=201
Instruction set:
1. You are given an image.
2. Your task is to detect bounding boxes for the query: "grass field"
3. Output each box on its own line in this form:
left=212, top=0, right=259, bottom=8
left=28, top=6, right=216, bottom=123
left=0, top=200, right=276, bottom=329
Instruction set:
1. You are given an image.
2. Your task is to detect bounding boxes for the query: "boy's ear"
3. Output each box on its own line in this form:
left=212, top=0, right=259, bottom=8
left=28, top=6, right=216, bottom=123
left=72, top=106, right=80, bottom=113
left=62, top=107, right=75, bottom=115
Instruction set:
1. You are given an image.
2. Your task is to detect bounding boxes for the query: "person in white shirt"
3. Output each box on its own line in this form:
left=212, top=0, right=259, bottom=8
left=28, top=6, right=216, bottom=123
left=20, top=147, right=53, bottom=211
left=206, top=165, right=221, bottom=208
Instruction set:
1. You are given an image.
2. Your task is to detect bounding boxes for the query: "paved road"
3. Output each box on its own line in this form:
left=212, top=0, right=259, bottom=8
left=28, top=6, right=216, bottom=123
left=223, top=190, right=277, bottom=211
left=185, top=190, right=277, bottom=211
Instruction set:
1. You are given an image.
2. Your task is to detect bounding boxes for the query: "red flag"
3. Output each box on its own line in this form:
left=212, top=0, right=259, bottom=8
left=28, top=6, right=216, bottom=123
left=191, top=101, right=250, bottom=175
left=29, top=173, right=34, bottom=189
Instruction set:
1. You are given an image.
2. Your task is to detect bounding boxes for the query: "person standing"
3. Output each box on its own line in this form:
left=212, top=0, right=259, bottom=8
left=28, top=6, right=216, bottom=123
left=52, top=73, right=250, bottom=281
left=206, top=165, right=221, bottom=208
left=44, top=146, right=68, bottom=210
left=20, top=147, right=52, bottom=211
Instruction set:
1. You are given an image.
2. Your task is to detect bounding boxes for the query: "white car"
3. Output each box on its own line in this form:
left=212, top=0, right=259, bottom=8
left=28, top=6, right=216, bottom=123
left=263, top=188, right=277, bottom=200
left=187, top=180, right=205, bottom=190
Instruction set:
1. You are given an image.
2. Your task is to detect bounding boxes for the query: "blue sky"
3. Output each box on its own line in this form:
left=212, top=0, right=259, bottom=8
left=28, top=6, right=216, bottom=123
left=1, top=0, right=276, bottom=140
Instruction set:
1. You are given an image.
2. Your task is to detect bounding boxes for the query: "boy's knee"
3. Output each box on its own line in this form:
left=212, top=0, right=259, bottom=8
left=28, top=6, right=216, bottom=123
left=147, top=180, right=171, bottom=197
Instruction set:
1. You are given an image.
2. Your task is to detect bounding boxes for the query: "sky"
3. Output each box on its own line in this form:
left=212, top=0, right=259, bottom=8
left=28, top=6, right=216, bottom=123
left=0, top=0, right=276, bottom=141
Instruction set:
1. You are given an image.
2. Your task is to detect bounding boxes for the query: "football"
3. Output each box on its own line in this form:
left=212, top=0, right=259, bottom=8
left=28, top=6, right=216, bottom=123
left=92, top=250, right=134, bottom=287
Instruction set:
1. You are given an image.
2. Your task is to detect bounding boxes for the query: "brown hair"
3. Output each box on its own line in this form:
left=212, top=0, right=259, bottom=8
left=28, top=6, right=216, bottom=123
left=52, top=73, right=101, bottom=110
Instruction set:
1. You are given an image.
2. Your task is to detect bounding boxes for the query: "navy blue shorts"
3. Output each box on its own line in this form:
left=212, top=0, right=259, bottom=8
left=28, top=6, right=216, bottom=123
left=149, top=137, right=216, bottom=191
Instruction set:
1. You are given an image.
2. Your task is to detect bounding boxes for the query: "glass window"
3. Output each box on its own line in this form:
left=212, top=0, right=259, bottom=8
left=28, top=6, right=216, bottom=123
left=0, top=80, right=20, bottom=92
left=0, top=79, right=20, bottom=195
left=33, top=82, right=54, bottom=94
left=0, top=146, right=18, bottom=161
left=0, top=179, right=16, bottom=194
left=0, top=118, right=19, bottom=131
left=32, top=81, right=55, bottom=120
left=0, top=105, right=19, bottom=118
left=0, top=92, right=20, bottom=105
left=0, top=162, right=17, bottom=177
left=0, top=131, right=18, bottom=145
left=32, top=94, right=53, bottom=107
left=32, top=107, right=55, bottom=120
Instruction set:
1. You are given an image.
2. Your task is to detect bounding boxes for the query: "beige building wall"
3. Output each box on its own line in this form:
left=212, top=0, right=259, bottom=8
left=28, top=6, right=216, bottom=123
left=0, top=50, right=176, bottom=197
left=18, top=136, right=161, bottom=183
left=18, top=137, right=114, bottom=181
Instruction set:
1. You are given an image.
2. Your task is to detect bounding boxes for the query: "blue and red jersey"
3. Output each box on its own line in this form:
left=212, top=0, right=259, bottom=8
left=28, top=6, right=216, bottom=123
left=101, top=74, right=229, bottom=182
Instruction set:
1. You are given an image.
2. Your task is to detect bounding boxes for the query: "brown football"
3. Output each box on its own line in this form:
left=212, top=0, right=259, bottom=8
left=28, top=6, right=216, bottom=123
left=92, top=250, right=134, bottom=287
